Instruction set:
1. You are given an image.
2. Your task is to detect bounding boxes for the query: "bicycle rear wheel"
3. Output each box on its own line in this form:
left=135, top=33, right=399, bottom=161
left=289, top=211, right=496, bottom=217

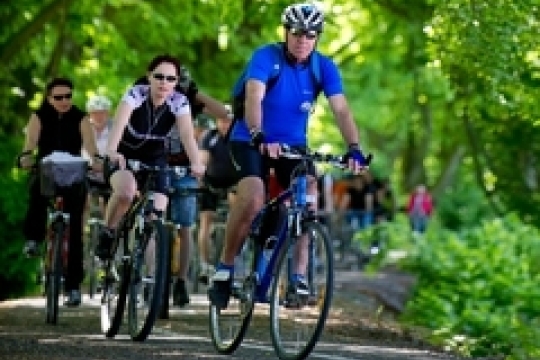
left=209, top=238, right=256, bottom=354
left=100, top=233, right=130, bottom=338
left=269, top=221, right=334, bottom=360
left=46, top=222, right=64, bottom=325
left=128, top=219, right=167, bottom=341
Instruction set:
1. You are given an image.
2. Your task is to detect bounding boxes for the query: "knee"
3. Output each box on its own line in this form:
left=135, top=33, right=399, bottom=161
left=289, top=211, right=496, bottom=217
left=237, top=177, right=265, bottom=212
left=110, top=171, right=137, bottom=204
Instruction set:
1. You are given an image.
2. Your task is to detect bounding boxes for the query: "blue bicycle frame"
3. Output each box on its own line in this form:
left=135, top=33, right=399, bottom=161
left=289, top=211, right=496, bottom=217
left=251, top=172, right=309, bottom=303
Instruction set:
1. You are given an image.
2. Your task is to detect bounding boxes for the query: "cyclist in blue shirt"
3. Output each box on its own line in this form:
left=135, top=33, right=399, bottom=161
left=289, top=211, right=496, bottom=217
left=208, top=2, right=370, bottom=309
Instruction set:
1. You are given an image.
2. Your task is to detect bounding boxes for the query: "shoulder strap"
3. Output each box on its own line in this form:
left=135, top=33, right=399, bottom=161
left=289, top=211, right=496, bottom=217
left=309, top=50, right=322, bottom=98
left=266, top=43, right=284, bottom=92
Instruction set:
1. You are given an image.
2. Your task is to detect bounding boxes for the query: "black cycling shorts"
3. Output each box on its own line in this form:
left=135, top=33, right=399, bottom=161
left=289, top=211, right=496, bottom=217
left=229, top=141, right=317, bottom=190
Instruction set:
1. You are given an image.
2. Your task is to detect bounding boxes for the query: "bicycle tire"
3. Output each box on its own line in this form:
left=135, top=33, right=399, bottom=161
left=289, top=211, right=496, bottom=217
left=128, top=219, right=168, bottom=341
left=269, top=221, right=334, bottom=360
left=100, top=232, right=130, bottom=338
left=46, top=221, right=64, bottom=325
left=87, top=222, right=100, bottom=299
left=209, top=236, right=256, bottom=354
left=159, top=224, right=173, bottom=320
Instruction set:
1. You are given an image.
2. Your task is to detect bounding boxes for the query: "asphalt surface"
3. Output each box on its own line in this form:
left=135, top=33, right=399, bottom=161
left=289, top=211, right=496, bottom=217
left=0, top=270, right=464, bottom=360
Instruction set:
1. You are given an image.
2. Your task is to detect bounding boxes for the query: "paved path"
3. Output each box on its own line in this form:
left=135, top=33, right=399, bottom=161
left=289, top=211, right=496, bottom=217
left=0, top=271, right=463, bottom=360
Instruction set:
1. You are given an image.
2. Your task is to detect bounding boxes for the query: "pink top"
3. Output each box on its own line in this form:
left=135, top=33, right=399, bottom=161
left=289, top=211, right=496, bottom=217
left=407, top=192, right=433, bottom=216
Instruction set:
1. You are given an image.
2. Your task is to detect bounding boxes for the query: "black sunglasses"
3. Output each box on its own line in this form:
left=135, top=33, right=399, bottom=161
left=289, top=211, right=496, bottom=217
left=52, top=93, right=72, bottom=101
left=289, top=28, right=318, bottom=40
left=153, top=73, right=178, bottom=83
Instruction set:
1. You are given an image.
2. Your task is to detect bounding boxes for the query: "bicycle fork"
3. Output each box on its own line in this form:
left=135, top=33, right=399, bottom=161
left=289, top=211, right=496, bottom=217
left=46, top=199, right=70, bottom=272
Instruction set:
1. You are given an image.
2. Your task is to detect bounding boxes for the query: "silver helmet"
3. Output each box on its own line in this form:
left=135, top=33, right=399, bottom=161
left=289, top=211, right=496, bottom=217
left=282, top=3, right=324, bottom=33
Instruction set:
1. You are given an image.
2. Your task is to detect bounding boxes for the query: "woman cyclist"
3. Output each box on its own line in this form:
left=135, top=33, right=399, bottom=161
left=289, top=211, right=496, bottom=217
left=94, top=54, right=205, bottom=260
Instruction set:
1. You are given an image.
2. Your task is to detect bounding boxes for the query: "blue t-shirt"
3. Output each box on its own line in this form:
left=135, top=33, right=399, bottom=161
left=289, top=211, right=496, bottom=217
left=230, top=44, right=343, bottom=146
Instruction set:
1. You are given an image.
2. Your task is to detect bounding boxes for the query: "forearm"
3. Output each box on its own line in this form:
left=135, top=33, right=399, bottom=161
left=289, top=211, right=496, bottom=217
left=81, top=119, right=99, bottom=158
left=329, top=95, right=360, bottom=146
left=23, top=115, right=39, bottom=153
left=335, top=109, right=359, bottom=146
left=176, top=115, right=201, bottom=165
left=196, top=92, right=229, bottom=119
left=181, top=132, right=201, bottom=165
left=105, top=125, right=123, bottom=153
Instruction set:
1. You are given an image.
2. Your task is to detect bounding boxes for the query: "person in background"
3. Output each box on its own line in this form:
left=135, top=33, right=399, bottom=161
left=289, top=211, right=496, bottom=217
left=163, top=70, right=230, bottom=307
left=85, top=95, right=113, bottom=158
left=339, top=174, right=375, bottom=230
left=407, top=184, right=433, bottom=233
left=196, top=105, right=237, bottom=284
left=83, top=94, right=113, bottom=214
left=18, top=77, right=100, bottom=306
left=373, top=177, right=395, bottom=223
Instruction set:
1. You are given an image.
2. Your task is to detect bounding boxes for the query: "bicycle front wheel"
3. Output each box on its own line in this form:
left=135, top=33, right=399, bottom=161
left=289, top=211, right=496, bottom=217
left=100, top=233, right=130, bottom=338
left=128, top=219, right=168, bottom=341
left=46, top=222, right=64, bottom=325
left=209, top=238, right=256, bottom=354
left=270, top=221, right=334, bottom=360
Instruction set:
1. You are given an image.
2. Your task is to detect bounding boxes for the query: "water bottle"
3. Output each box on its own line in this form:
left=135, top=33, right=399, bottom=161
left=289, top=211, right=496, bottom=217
left=295, top=176, right=307, bottom=206
left=256, top=236, right=277, bottom=278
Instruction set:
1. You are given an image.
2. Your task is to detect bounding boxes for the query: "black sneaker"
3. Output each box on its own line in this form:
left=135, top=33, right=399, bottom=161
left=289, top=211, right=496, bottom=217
left=95, top=228, right=114, bottom=260
left=64, top=289, right=81, bottom=307
left=172, top=279, right=190, bottom=307
left=23, top=240, right=40, bottom=258
left=208, top=270, right=232, bottom=309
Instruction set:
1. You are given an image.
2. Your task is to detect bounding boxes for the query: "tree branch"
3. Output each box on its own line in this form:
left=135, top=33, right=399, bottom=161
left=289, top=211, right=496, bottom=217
left=462, top=106, right=504, bottom=215
left=0, top=0, right=76, bottom=66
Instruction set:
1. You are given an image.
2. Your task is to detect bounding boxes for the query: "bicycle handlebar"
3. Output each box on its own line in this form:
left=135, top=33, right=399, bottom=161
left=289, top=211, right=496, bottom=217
left=126, top=159, right=190, bottom=177
left=278, top=144, right=346, bottom=168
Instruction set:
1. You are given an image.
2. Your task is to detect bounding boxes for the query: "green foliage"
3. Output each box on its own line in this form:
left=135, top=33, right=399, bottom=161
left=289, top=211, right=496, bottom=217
left=1, top=6, right=539, bottom=357
left=434, top=165, right=495, bottom=230
left=0, top=139, right=37, bottom=300
left=399, top=215, right=540, bottom=358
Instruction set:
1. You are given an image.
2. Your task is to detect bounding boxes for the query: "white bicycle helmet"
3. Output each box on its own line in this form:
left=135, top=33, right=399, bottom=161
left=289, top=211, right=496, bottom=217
left=282, top=2, right=324, bottom=33
left=86, top=95, right=112, bottom=112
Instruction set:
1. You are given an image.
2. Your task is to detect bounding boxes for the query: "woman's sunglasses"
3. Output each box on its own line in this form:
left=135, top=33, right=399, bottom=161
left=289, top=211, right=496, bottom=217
left=289, top=28, right=318, bottom=40
left=153, top=73, right=178, bottom=83
left=52, top=93, right=72, bottom=101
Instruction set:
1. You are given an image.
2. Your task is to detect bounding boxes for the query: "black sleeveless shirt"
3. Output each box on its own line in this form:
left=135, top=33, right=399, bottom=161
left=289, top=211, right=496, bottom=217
left=35, top=102, right=85, bottom=160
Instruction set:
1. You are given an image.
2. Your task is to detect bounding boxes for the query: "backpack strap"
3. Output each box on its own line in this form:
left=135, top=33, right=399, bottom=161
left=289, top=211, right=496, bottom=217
left=310, top=50, right=323, bottom=98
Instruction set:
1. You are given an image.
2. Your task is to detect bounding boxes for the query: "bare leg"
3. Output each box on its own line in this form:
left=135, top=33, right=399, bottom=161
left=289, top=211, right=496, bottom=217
left=103, top=170, right=137, bottom=229
left=176, top=226, right=192, bottom=281
left=220, top=176, right=265, bottom=265
left=143, top=192, right=167, bottom=277
left=293, top=175, right=318, bottom=275
left=197, top=211, right=214, bottom=265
